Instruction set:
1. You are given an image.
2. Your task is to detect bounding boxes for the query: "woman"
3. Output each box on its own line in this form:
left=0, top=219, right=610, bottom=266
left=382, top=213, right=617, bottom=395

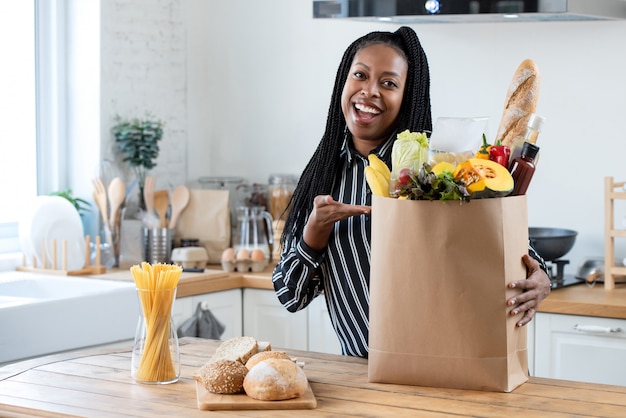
left=272, top=26, right=550, bottom=357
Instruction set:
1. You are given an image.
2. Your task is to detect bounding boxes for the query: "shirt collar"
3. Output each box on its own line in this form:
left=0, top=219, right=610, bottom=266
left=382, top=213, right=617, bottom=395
left=340, top=130, right=397, bottom=167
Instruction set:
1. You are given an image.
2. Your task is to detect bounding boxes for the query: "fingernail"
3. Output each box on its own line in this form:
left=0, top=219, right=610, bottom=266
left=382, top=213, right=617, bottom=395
left=512, top=310, right=518, bottom=315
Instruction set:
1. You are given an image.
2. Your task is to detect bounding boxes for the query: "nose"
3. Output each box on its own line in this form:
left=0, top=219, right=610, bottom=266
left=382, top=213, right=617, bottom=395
left=360, top=81, right=380, bottom=97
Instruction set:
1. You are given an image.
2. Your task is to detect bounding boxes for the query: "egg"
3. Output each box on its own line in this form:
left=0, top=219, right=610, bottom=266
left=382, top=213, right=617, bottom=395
left=236, top=249, right=250, bottom=260
left=221, top=248, right=235, bottom=262
left=250, top=249, right=266, bottom=262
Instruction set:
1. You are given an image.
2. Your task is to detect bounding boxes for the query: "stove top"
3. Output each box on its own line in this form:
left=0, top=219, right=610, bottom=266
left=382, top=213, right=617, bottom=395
left=547, top=259, right=584, bottom=289
left=550, top=273, right=583, bottom=289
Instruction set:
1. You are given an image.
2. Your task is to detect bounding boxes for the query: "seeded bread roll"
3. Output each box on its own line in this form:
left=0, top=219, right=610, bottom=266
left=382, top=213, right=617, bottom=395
left=243, top=358, right=308, bottom=401
left=210, top=336, right=258, bottom=365
left=193, top=359, right=248, bottom=394
left=245, top=350, right=291, bottom=370
left=495, top=59, right=540, bottom=147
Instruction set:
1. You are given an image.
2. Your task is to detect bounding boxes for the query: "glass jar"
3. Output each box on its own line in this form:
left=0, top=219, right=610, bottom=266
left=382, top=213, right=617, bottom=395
left=131, top=287, right=180, bottom=384
left=268, top=174, right=298, bottom=221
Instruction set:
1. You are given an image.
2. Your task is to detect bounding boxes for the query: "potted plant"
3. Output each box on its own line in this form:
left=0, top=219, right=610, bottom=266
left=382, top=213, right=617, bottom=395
left=50, top=189, right=91, bottom=216
left=112, top=113, right=164, bottom=210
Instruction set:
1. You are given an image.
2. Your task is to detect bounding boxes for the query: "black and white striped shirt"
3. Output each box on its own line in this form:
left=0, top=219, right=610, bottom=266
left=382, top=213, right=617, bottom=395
left=272, top=136, right=547, bottom=358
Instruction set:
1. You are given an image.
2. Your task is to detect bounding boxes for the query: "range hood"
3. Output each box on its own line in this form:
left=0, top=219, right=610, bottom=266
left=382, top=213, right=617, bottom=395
left=313, top=0, right=626, bottom=23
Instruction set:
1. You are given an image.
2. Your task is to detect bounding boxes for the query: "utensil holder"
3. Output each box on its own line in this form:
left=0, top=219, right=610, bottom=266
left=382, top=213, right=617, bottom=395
left=131, top=287, right=180, bottom=384
left=142, top=227, right=174, bottom=264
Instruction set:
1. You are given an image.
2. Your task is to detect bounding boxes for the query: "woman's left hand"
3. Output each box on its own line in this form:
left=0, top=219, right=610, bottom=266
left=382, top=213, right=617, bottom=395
left=506, top=254, right=551, bottom=327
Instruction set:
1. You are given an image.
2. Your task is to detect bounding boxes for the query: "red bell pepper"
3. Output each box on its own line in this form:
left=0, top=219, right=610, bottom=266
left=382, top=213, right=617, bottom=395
left=489, top=140, right=510, bottom=167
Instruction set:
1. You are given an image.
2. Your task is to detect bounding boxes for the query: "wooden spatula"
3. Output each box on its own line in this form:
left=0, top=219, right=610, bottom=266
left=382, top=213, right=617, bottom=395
left=168, top=185, right=190, bottom=229
left=153, top=190, right=170, bottom=228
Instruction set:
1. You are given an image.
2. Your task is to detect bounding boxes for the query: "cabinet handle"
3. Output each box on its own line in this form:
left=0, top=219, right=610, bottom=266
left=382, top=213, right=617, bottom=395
left=573, top=324, right=623, bottom=334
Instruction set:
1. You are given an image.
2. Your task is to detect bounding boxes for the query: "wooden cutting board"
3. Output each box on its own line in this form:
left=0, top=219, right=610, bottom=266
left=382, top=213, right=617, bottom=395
left=195, top=381, right=317, bottom=411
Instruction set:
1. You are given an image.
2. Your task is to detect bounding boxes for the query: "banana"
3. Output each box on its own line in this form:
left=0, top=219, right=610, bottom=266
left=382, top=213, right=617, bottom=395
left=368, top=154, right=391, bottom=183
left=365, top=166, right=390, bottom=197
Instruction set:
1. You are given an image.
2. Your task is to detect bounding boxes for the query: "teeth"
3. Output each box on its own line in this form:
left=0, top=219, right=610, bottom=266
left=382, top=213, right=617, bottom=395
left=355, top=103, right=380, bottom=115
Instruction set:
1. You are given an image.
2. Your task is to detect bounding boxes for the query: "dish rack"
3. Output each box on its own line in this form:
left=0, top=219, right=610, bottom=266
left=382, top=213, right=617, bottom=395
left=604, top=176, right=626, bottom=290
left=16, top=235, right=107, bottom=276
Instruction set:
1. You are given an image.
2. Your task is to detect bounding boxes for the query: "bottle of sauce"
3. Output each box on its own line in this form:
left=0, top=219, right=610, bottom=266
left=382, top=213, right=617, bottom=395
left=509, top=142, right=540, bottom=196
left=508, top=114, right=545, bottom=169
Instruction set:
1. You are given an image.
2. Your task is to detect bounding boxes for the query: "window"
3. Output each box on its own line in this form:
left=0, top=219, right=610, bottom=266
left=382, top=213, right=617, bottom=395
left=0, top=1, right=65, bottom=264
left=0, top=2, right=37, bottom=254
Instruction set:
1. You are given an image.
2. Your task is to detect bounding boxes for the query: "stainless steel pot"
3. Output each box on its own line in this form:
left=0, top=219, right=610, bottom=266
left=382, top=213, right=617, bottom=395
left=575, top=258, right=626, bottom=284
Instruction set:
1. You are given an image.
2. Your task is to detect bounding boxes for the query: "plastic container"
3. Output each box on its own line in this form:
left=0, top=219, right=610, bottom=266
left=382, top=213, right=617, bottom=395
left=171, top=246, right=209, bottom=269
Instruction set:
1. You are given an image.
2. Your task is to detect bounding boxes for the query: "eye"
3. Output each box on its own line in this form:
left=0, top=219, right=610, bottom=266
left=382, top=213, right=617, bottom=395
left=382, top=79, right=399, bottom=89
left=352, top=71, right=366, bottom=80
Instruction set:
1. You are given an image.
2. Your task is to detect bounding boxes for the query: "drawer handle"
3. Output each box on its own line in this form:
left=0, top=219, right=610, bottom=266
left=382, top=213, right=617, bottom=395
left=573, top=324, right=623, bottom=334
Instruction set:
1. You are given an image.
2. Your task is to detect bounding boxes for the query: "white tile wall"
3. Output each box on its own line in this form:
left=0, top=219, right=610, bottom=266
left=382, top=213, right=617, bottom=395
left=100, top=0, right=187, bottom=190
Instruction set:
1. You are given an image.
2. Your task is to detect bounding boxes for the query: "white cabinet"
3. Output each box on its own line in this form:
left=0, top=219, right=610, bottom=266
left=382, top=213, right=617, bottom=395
left=243, top=288, right=308, bottom=350
left=307, top=296, right=342, bottom=355
left=173, top=289, right=243, bottom=340
left=534, top=312, right=626, bottom=386
left=527, top=318, right=535, bottom=376
left=173, top=287, right=341, bottom=355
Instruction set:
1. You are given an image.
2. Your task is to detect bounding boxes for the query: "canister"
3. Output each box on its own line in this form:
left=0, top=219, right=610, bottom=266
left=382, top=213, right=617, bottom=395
left=268, top=174, right=298, bottom=221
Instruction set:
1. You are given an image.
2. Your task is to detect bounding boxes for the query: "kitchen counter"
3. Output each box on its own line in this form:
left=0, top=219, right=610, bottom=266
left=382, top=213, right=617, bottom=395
left=93, top=266, right=626, bottom=318
left=92, top=264, right=275, bottom=298
left=539, top=282, right=626, bottom=319
left=1, top=337, right=626, bottom=417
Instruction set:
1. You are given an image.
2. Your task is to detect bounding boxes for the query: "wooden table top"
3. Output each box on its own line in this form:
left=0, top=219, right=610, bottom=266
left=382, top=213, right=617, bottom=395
left=1, top=338, right=625, bottom=417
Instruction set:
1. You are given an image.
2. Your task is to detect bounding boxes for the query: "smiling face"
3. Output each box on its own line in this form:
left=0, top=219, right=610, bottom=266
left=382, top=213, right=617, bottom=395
left=341, top=43, right=408, bottom=155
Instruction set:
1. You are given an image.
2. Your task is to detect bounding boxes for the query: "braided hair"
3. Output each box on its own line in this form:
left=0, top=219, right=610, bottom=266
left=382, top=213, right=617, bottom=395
left=281, top=26, right=432, bottom=245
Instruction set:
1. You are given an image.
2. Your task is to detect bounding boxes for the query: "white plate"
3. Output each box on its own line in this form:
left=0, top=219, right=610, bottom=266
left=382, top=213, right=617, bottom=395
left=19, top=196, right=85, bottom=271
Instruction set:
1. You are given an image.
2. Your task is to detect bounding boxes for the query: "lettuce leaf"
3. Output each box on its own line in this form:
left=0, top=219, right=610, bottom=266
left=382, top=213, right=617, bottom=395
left=391, top=130, right=429, bottom=177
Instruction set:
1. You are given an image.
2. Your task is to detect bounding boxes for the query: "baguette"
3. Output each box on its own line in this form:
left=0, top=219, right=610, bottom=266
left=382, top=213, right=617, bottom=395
left=495, top=59, right=540, bottom=146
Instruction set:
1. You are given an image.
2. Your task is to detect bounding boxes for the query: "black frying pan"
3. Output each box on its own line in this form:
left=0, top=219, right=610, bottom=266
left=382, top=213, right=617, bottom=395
left=528, top=227, right=578, bottom=262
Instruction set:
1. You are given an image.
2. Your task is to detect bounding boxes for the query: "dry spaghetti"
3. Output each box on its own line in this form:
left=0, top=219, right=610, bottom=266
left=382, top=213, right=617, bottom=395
left=131, top=262, right=182, bottom=383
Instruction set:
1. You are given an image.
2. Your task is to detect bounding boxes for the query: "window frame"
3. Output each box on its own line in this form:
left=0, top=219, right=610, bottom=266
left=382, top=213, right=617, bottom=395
left=0, top=0, right=67, bottom=266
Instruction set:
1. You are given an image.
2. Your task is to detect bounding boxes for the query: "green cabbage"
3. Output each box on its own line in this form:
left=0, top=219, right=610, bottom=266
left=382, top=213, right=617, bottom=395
left=391, top=130, right=429, bottom=176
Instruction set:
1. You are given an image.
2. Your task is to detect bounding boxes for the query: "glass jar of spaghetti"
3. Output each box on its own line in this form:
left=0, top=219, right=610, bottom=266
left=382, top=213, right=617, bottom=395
left=268, top=174, right=298, bottom=221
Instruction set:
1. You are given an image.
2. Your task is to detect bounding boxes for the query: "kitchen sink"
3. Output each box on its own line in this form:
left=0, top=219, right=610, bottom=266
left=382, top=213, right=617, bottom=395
left=0, top=271, right=140, bottom=365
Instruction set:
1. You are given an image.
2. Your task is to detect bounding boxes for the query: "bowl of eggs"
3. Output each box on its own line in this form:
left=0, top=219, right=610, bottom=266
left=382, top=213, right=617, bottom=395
left=221, top=247, right=268, bottom=273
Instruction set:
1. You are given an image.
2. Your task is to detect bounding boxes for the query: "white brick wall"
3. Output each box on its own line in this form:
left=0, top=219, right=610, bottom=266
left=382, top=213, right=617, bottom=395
left=100, top=0, right=187, bottom=192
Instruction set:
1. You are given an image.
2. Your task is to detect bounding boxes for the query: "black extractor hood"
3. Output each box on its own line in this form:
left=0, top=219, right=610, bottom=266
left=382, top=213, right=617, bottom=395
left=313, top=0, right=626, bottom=22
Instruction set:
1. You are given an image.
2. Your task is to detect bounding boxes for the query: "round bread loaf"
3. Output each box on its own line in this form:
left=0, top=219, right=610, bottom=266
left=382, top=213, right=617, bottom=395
left=210, top=336, right=258, bottom=365
left=193, top=359, right=248, bottom=394
left=243, top=358, right=308, bottom=401
left=245, top=350, right=291, bottom=370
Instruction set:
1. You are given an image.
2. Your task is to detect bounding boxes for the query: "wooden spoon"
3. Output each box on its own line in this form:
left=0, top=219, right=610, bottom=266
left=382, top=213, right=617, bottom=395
left=143, top=176, right=155, bottom=215
left=91, top=178, right=109, bottom=226
left=153, top=190, right=170, bottom=228
left=168, top=185, right=190, bottom=229
left=107, top=177, right=126, bottom=231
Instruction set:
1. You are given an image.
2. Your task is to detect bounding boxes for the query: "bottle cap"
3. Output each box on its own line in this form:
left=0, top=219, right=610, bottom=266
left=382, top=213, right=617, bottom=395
left=521, top=141, right=540, bottom=160
left=527, top=114, right=546, bottom=132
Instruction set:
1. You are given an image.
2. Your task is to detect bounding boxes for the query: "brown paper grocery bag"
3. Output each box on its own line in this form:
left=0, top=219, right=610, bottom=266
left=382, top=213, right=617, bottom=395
left=174, top=189, right=230, bottom=263
left=368, top=195, right=529, bottom=392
